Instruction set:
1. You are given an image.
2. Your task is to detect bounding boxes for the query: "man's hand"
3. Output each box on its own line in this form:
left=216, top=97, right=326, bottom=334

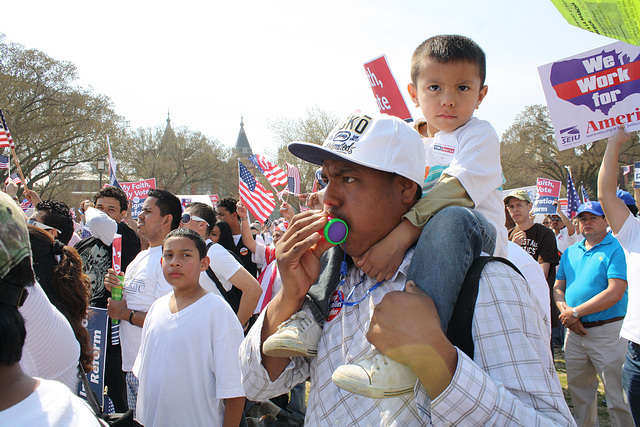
left=568, top=321, right=588, bottom=337
left=511, top=229, right=526, bottom=246
left=279, top=201, right=295, bottom=222
left=107, top=297, right=129, bottom=321
left=236, top=201, right=249, bottom=220
left=79, top=200, right=94, bottom=214
left=608, top=125, right=631, bottom=150
left=24, top=189, right=41, bottom=206
left=558, top=304, right=579, bottom=327
left=276, top=210, right=333, bottom=304
left=104, top=268, right=121, bottom=293
left=367, top=281, right=458, bottom=398
left=298, top=191, right=325, bottom=210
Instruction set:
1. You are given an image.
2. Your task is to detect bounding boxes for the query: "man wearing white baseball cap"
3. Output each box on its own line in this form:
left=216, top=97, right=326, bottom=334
left=240, top=112, right=573, bottom=426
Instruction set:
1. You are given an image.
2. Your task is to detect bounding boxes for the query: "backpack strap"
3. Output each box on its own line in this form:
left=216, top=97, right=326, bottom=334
left=446, top=256, right=524, bottom=360
left=205, top=243, right=230, bottom=299
left=205, top=242, right=242, bottom=313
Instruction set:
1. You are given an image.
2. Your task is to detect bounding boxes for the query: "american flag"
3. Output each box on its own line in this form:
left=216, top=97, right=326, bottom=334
left=286, top=162, right=301, bottom=195
left=0, top=154, right=9, bottom=169
left=622, top=165, right=632, bottom=175
left=7, top=172, right=21, bottom=186
left=107, top=138, right=120, bottom=188
left=248, top=154, right=288, bottom=188
left=0, top=109, right=16, bottom=149
left=239, top=161, right=275, bottom=223
left=580, top=183, right=590, bottom=203
left=566, top=167, right=581, bottom=219
left=312, top=167, right=326, bottom=192
left=20, top=199, right=33, bottom=211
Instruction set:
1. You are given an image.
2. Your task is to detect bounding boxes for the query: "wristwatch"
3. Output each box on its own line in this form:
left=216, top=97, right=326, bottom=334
left=572, top=308, right=580, bottom=318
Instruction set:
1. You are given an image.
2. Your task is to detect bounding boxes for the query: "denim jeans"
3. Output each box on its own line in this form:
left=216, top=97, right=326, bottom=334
left=305, top=206, right=496, bottom=333
left=407, top=206, right=496, bottom=332
left=623, top=341, right=640, bottom=426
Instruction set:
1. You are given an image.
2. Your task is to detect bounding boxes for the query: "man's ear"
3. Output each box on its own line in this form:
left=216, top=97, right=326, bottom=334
left=161, top=214, right=173, bottom=229
left=398, top=177, right=419, bottom=205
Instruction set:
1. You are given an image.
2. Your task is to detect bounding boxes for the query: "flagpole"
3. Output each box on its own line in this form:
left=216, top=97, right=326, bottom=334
left=10, top=147, right=27, bottom=186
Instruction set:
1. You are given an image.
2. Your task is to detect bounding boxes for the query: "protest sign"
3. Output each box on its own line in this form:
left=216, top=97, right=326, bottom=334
left=112, top=234, right=122, bottom=274
left=363, top=55, right=412, bottom=121
left=551, top=0, right=640, bottom=46
left=120, top=178, right=156, bottom=218
left=532, top=178, right=562, bottom=215
left=635, top=161, right=640, bottom=188
left=180, top=198, right=192, bottom=209
left=77, top=307, right=108, bottom=408
left=538, top=41, right=640, bottom=150
left=209, top=194, right=219, bottom=209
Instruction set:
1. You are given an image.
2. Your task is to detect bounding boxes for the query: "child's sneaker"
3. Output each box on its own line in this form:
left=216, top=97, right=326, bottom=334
left=331, top=351, right=417, bottom=399
left=263, top=310, right=321, bottom=357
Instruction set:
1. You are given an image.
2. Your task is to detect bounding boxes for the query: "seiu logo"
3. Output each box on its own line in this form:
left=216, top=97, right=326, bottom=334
left=560, top=126, right=580, bottom=144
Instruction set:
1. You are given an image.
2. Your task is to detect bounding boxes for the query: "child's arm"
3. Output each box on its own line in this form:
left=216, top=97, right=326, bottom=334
left=356, top=175, right=473, bottom=281
left=223, top=396, right=245, bottom=427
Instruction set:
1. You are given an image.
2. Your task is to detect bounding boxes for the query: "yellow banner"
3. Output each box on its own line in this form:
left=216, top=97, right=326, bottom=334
left=551, top=0, right=640, bottom=45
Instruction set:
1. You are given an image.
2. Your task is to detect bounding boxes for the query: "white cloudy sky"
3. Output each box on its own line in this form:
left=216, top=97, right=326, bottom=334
left=1, top=0, right=617, bottom=155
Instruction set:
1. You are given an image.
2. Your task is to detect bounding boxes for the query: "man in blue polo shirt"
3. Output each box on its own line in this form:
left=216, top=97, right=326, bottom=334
left=553, top=201, right=633, bottom=427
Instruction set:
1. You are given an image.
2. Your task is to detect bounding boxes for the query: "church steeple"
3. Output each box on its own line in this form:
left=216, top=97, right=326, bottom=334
left=234, top=115, right=253, bottom=157
left=159, top=110, right=177, bottom=151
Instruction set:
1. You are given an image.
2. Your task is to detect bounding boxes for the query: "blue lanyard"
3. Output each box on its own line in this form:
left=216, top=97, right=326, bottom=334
left=336, top=252, right=384, bottom=307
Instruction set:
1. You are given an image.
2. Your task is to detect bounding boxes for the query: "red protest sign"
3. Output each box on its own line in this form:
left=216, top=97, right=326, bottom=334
left=363, top=55, right=412, bottom=121
left=532, top=178, right=562, bottom=215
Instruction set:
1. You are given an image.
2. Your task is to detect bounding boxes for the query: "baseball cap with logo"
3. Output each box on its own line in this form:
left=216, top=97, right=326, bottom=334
left=504, top=189, right=532, bottom=204
left=577, top=201, right=604, bottom=217
left=0, top=191, right=32, bottom=307
left=617, top=189, right=635, bottom=206
left=288, top=112, right=425, bottom=188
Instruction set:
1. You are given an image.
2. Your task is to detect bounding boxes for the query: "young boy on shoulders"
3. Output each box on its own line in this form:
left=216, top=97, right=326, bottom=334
left=133, top=228, right=245, bottom=427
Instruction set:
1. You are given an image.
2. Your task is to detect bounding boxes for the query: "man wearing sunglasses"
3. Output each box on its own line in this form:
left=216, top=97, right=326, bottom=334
left=180, top=202, right=261, bottom=328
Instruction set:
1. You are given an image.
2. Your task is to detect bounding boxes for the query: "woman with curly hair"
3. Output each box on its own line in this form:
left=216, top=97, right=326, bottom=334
left=28, top=226, right=94, bottom=374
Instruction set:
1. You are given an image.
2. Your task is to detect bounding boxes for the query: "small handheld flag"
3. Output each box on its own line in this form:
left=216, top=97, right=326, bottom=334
left=248, top=154, right=288, bottom=188
left=239, top=161, right=275, bottom=223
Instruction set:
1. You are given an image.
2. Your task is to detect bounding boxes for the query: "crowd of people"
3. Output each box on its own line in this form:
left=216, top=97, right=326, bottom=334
left=0, top=34, right=639, bottom=427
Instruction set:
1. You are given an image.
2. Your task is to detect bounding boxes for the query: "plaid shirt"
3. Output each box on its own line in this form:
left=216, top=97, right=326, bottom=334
left=240, top=252, right=575, bottom=426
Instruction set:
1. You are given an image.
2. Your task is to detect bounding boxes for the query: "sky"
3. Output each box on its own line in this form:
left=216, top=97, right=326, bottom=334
left=1, top=0, right=619, bottom=157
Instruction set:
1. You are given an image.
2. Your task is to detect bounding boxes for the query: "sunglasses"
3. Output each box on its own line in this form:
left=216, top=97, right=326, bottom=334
left=181, top=213, right=208, bottom=226
left=28, top=218, right=62, bottom=234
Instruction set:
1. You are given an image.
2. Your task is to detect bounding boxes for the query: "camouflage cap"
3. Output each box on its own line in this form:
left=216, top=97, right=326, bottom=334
left=0, top=191, right=31, bottom=279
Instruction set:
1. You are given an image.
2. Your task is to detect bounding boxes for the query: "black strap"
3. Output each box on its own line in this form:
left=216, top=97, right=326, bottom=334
left=0, top=277, right=29, bottom=308
left=205, top=243, right=242, bottom=313
left=77, top=362, right=102, bottom=415
left=446, top=256, right=524, bottom=360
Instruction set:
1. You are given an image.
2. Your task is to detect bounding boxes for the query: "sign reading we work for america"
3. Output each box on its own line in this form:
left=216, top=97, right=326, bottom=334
left=538, top=41, right=640, bottom=150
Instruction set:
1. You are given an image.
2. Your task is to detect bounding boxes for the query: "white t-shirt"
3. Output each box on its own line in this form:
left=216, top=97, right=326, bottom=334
left=615, top=212, right=640, bottom=345
left=133, top=292, right=245, bottom=427
left=424, top=117, right=508, bottom=257
left=120, top=245, right=172, bottom=371
left=555, top=226, right=581, bottom=255
left=507, top=241, right=551, bottom=329
left=19, top=281, right=80, bottom=391
left=200, top=240, right=242, bottom=296
left=0, top=378, right=105, bottom=426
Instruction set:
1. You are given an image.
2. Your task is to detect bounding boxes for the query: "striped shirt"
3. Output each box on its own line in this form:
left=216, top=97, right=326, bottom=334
left=240, top=253, right=575, bottom=426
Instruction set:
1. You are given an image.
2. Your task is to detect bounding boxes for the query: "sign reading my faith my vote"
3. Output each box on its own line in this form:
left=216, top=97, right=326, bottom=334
left=363, top=55, right=412, bottom=121
left=532, top=178, right=562, bottom=215
left=119, top=178, right=157, bottom=218
left=538, top=41, right=640, bottom=150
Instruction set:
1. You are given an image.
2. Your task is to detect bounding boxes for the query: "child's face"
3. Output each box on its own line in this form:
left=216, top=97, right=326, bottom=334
left=408, top=59, right=487, bottom=133
left=161, top=236, right=209, bottom=290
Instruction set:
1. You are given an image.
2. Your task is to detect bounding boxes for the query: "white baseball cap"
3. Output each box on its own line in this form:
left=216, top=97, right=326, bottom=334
left=288, top=112, right=425, bottom=188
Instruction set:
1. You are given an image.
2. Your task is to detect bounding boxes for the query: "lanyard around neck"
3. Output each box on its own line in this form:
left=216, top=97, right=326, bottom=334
left=336, top=251, right=384, bottom=307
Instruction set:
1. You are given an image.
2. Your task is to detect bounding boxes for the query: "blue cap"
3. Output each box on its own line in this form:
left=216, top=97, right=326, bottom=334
left=617, top=189, right=635, bottom=206
left=577, top=201, right=604, bottom=217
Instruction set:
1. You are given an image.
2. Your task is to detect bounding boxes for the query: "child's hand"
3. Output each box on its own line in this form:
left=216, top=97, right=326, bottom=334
left=355, top=239, right=406, bottom=282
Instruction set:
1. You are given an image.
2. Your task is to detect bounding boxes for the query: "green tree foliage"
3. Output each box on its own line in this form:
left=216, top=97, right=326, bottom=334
left=501, top=104, right=640, bottom=196
left=119, top=123, right=237, bottom=196
left=0, top=34, right=126, bottom=200
left=268, top=106, right=339, bottom=194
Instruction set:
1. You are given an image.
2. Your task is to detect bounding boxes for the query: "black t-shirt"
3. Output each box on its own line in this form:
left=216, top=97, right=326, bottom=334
left=77, top=221, right=141, bottom=308
left=234, top=236, right=258, bottom=278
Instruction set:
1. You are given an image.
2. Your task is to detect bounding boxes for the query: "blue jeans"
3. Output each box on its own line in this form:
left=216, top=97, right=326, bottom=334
left=407, top=206, right=496, bottom=332
left=305, top=206, right=496, bottom=334
left=623, top=341, right=640, bottom=426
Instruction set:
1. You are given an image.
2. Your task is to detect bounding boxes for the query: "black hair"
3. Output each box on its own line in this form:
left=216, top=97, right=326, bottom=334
left=213, top=220, right=235, bottom=252
left=92, top=185, right=128, bottom=212
left=217, top=197, right=238, bottom=214
left=163, top=228, right=207, bottom=259
left=28, top=226, right=94, bottom=372
left=35, top=200, right=74, bottom=245
left=0, top=257, right=33, bottom=365
left=626, top=204, right=639, bottom=216
left=411, top=34, right=486, bottom=87
left=147, top=189, right=182, bottom=230
left=184, top=202, right=217, bottom=235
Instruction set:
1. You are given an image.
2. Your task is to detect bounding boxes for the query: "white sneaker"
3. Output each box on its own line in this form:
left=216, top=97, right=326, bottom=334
left=331, top=351, right=417, bottom=399
left=263, top=310, right=321, bottom=357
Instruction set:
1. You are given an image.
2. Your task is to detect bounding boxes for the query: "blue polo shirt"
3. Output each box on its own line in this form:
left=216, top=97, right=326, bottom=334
left=557, top=232, right=628, bottom=323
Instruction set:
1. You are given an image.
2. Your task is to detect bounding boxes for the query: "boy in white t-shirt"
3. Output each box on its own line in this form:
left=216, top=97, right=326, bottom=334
left=265, top=35, right=507, bottom=398
left=133, top=228, right=245, bottom=427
